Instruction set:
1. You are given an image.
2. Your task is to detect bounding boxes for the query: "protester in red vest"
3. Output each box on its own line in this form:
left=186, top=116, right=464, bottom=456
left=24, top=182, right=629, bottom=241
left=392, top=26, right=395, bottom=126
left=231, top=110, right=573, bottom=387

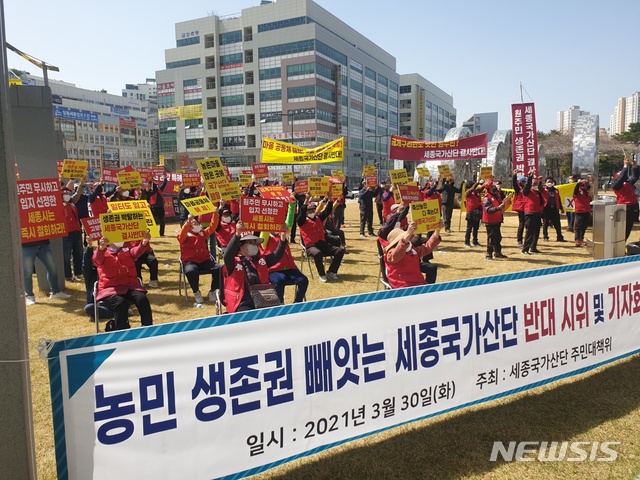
left=178, top=213, right=220, bottom=305
left=215, top=204, right=237, bottom=253
left=613, top=156, right=640, bottom=240
left=142, top=177, right=168, bottom=236
left=540, top=177, right=566, bottom=242
left=521, top=172, right=544, bottom=255
left=482, top=180, right=513, bottom=260
left=511, top=171, right=527, bottom=246
left=88, top=177, right=115, bottom=218
left=381, top=183, right=396, bottom=220
left=93, top=231, right=153, bottom=331
left=223, top=222, right=287, bottom=313
left=573, top=178, right=593, bottom=247
left=61, top=180, right=85, bottom=281
left=260, top=232, right=308, bottom=304
left=383, top=221, right=441, bottom=289
left=464, top=180, right=483, bottom=248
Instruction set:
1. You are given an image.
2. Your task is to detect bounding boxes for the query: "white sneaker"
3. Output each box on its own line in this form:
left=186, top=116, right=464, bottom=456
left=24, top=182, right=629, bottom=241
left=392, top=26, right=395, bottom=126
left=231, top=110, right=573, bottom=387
left=50, top=291, right=71, bottom=300
left=148, top=280, right=159, bottom=288
left=26, top=295, right=36, bottom=306
left=208, top=290, right=216, bottom=302
left=327, top=272, right=339, bottom=281
left=194, top=291, right=204, bottom=304
left=319, top=275, right=328, bottom=283
left=71, top=275, right=83, bottom=282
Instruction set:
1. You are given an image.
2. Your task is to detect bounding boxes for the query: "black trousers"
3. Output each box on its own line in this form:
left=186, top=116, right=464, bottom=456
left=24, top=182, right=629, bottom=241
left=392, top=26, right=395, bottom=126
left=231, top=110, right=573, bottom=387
left=307, top=240, right=345, bottom=276
left=516, top=211, right=525, bottom=243
left=625, top=204, right=639, bottom=240
left=543, top=207, right=564, bottom=240
left=136, top=251, right=159, bottom=282
left=485, top=223, right=502, bottom=256
left=359, top=209, right=374, bottom=235
left=151, top=207, right=166, bottom=236
left=574, top=212, right=590, bottom=241
left=184, top=260, right=219, bottom=293
left=523, top=213, right=541, bottom=252
left=105, top=289, right=152, bottom=330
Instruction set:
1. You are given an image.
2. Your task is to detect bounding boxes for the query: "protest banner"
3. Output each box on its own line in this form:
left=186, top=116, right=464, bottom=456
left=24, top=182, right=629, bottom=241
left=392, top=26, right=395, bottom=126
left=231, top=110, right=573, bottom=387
left=102, top=165, right=132, bottom=185
left=61, top=159, right=88, bottom=179
left=152, top=165, right=166, bottom=182
left=81, top=217, right=102, bottom=241
left=294, top=180, right=308, bottom=194
left=512, top=102, right=539, bottom=175
left=136, top=167, right=153, bottom=183
left=416, top=167, right=431, bottom=178
left=308, top=177, right=331, bottom=197
left=363, top=165, right=375, bottom=176
left=261, top=137, right=344, bottom=164
left=17, top=178, right=66, bottom=242
left=117, top=171, right=143, bottom=190
left=180, top=196, right=217, bottom=217
left=99, top=210, right=147, bottom=243
left=217, top=181, right=242, bottom=202
left=196, top=158, right=227, bottom=194
left=437, top=164, right=451, bottom=179
left=281, top=172, right=295, bottom=184
left=252, top=163, right=269, bottom=180
left=389, top=168, right=409, bottom=185
left=365, top=175, right=378, bottom=188
left=410, top=199, right=441, bottom=234
left=47, top=256, right=640, bottom=480
left=479, top=166, right=493, bottom=180
left=181, top=172, right=202, bottom=188
left=56, top=160, right=64, bottom=177
left=238, top=174, right=253, bottom=188
left=331, top=170, right=345, bottom=180
left=107, top=200, right=160, bottom=237
left=329, top=182, right=343, bottom=201
left=258, top=185, right=293, bottom=202
left=390, top=133, right=488, bottom=161
left=398, top=184, right=422, bottom=206
left=240, top=196, right=288, bottom=232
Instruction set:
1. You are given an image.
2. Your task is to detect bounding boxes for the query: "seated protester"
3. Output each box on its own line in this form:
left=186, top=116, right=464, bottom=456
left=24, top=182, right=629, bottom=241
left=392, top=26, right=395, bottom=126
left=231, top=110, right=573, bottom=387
left=178, top=212, right=221, bottom=305
left=322, top=201, right=346, bottom=249
left=92, top=232, right=153, bottom=331
left=297, top=193, right=346, bottom=282
left=259, top=231, right=309, bottom=304
left=383, top=221, right=442, bottom=289
left=82, top=239, right=119, bottom=320
left=129, top=239, right=160, bottom=288
left=223, top=221, right=287, bottom=313
left=378, top=204, right=409, bottom=240
left=215, top=204, right=237, bottom=254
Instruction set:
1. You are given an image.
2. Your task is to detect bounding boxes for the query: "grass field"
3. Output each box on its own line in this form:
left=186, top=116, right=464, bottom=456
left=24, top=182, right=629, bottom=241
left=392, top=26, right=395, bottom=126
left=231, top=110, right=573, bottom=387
left=26, top=200, right=640, bottom=479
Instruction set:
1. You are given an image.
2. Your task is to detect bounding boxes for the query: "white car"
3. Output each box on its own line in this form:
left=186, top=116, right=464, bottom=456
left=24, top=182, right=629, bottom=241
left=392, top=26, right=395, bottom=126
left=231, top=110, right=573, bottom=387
left=346, top=188, right=361, bottom=199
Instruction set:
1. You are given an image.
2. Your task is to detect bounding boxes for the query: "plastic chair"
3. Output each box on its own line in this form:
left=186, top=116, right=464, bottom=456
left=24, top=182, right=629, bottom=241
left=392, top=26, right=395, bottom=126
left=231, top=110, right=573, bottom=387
left=179, top=257, right=223, bottom=314
left=298, top=239, right=333, bottom=279
left=376, top=239, right=392, bottom=291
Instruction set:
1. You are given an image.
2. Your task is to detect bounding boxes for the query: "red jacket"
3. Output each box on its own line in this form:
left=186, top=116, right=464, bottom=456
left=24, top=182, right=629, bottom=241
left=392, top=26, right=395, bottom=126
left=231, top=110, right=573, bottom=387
left=541, top=187, right=562, bottom=209
left=465, top=190, right=482, bottom=212
left=178, top=215, right=219, bottom=263
left=574, top=189, right=592, bottom=214
left=482, top=192, right=503, bottom=224
left=384, top=234, right=440, bottom=289
left=615, top=183, right=638, bottom=205
left=261, top=235, right=297, bottom=272
left=381, top=191, right=395, bottom=218
left=215, top=221, right=236, bottom=247
left=423, top=191, right=443, bottom=212
left=63, top=202, right=81, bottom=233
left=523, top=188, right=543, bottom=214
left=299, top=216, right=326, bottom=246
left=223, top=256, right=271, bottom=313
left=93, top=244, right=147, bottom=300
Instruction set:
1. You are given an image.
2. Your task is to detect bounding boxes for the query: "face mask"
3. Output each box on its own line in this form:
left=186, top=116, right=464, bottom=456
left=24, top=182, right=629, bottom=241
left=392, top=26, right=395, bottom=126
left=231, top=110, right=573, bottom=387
left=191, top=225, right=202, bottom=234
left=221, top=216, right=231, bottom=224
left=62, top=194, right=71, bottom=203
left=308, top=213, right=316, bottom=219
left=184, top=188, right=191, bottom=194
left=113, top=242, right=124, bottom=248
left=121, top=191, right=130, bottom=198
left=245, top=244, right=259, bottom=256
left=405, top=244, right=413, bottom=253
left=546, top=183, right=553, bottom=188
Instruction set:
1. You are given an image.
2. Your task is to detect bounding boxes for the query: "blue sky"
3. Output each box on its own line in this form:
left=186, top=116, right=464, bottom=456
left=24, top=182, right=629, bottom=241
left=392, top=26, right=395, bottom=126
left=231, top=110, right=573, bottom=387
left=5, top=0, right=639, bottom=133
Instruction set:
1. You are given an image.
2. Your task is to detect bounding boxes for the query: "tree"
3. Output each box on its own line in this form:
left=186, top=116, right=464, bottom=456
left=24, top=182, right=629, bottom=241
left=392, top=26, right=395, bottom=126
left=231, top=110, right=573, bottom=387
left=613, top=123, right=640, bottom=145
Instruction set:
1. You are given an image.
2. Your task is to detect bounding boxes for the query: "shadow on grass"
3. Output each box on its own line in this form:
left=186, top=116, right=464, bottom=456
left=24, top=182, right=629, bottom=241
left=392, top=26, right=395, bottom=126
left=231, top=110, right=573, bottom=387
left=268, top=355, right=640, bottom=480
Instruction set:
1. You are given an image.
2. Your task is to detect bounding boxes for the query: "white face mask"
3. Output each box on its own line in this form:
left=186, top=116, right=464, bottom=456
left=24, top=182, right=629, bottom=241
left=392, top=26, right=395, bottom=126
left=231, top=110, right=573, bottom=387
left=184, top=188, right=191, bottom=194
left=245, top=244, right=259, bottom=256
left=62, top=194, right=71, bottom=203
left=546, top=183, right=553, bottom=188
left=308, top=213, right=316, bottom=219
left=121, top=190, right=130, bottom=198
left=221, top=216, right=231, bottom=224
left=191, top=225, right=202, bottom=234
left=113, top=242, right=124, bottom=248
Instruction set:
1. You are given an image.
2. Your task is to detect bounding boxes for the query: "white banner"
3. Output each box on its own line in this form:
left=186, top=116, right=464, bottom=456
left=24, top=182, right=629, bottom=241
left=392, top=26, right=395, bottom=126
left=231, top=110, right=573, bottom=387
left=48, top=257, right=640, bottom=479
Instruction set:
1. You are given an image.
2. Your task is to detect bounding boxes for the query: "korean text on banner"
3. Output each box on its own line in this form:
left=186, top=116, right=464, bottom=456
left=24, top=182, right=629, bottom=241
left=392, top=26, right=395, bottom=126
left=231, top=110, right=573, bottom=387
left=108, top=200, right=160, bottom=237
left=416, top=167, right=431, bottom=178
left=389, top=168, right=409, bottom=185
left=398, top=184, right=422, bottom=206
left=47, top=255, right=640, bottom=480
left=181, top=172, right=202, bottom=188
left=330, top=182, right=343, bottom=201
left=479, top=166, right=493, bottom=180
left=308, top=177, right=331, bottom=197
left=389, top=133, right=488, bottom=162
left=258, top=186, right=293, bottom=202
left=437, top=164, right=451, bottom=178
left=261, top=137, right=344, bottom=164
left=240, top=196, right=288, bottom=232
left=61, top=159, right=88, bottom=179
left=511, top=103, right=539, bottom=175
left=252, top=163, right=269, bottom=179
left=17, top=178, right=66, bottom=242
left=238, top=174, right=253, bottom=188
left=81, top=217, right=102, bottom=241
left=117, top=171, right=143, bottom=190
left=217, top=182, right=242, bottom=202
left=99, top=210, right=147, bottom=243
left=365, top=176, right=378, bottom=188
left=294, top=180, right=308, bottom=194
left=152, top=165, right=166, bottom=182
left=196, top=158, right=226, bottom=193
left=181, top=196, right=216, bottom=217
left=410, top=199, right=441, bottom=234
left=136, top=167, right=153, bottom=183
left=363, top=165, right=376, bottom=176
left=331, top=170, right=345, bottom=180
left=281, top=172, right=295, bottom=184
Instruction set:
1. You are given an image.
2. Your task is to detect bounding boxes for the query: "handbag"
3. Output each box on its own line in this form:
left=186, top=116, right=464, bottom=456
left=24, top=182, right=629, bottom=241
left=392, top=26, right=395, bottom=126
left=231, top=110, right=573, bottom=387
left=248, top=284, right=282, bottom=309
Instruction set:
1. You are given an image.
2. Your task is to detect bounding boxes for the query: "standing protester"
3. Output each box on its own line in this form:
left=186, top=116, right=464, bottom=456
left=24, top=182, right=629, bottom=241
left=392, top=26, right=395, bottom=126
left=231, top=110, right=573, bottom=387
left=381, top=183, right=396, bottom=220
left=511, top=172, right=527, bottom=247
left=541, top=177, right=566, bottom=242
left=612, top=156, right=640, bottom=241
left=61, top=180, right=86, bottom=281
left=142, top=176, right=168, bottom=236
left=464, top=180, right=483, bottom=248
left=358, top=179, right=376, bottom=237
left=573, top=178, right=593, bottom=247
left=482, top=180, right=512, bottom=260
left=437, top=176, right=461, bottom=233
left=88, top=177, right=115, bottom=218
left=22, top=238, right=71, bottom=305
left=521, top=172, right=544, bottom=255
left=332, top=183, right=347, bottom=230
left=374, top=182, right=384, bottom=225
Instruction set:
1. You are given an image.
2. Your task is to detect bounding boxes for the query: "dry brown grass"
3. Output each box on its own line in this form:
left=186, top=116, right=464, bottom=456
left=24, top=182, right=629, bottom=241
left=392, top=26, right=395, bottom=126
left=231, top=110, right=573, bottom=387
left=27, top=200, right=640, bottom=479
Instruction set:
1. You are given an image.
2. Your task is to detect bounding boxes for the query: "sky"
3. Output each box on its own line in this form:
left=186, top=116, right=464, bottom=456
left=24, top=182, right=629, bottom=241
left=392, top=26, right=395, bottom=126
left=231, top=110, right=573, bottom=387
left=5, top=0, right=640, bottom=133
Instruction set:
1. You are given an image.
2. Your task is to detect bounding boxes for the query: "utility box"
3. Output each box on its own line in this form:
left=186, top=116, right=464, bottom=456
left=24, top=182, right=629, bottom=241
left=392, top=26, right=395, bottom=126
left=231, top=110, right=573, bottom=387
left=591, top=198, right=626, bottom=259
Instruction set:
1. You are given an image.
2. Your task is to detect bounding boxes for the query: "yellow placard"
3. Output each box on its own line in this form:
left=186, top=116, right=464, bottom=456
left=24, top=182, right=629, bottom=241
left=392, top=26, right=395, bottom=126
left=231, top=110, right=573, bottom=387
left=261, top=137, right=344, bottom=164
left=158, top=155, right=165, bottom=165
left=437, top=164, right=451, bottom=178
left=479, top=166, right=493, bottom=180
left=308, top=177, right=331, bottom=197
left=197, top=157, right=227, bottom=194
left=281, top=172, right=295, bottom=184
left=238, top=174, right=253, bottom=188
left=99, top=210, right=148, bottom=243
left=416, top=167, right=431, bottom=178
left=217, top=181, right=242, bottom=201
left=331, top=170, right=345, bottom=179
left=117, top=171, right=143, bottom=190
left=107, top=200, right=160, bottom=237
left=409, top=199, right=441, bottom=234
left=61, top=159, right=88, bottom=179
left=363, top=165, right=376, bottom=176
left=390, top=168, right=409, bottom=185
left=181, top=196, right=216, bottom=217
left=393, top=189, right=402, bottom=204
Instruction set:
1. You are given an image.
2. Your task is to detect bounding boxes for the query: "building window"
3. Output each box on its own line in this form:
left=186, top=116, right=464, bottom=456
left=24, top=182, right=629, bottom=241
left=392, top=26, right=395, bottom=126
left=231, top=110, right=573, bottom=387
left=186, top=138, right=204, bottom=149
left=177, top=36, right=200, bottom=47
left=219, top=31, right=242, bottom=45
left=222, top=115, right=245, bottom=127
left=220, top=53, right=243, bottom=68
left=258, top=16, right=312, bottom=33
left=259, top=67, right=281, bottom=80
left=220, top=74, right=244, bottom=86
left=260, top=89, right=282, bottom=102
left=205, top=56, right=215, bottom=69
left=221, top=95, right=244, bottom=107
left=258, top=40, right=314, bottom=59
left=365, top=67, right=376, bottom=81
left=204, top=34, right=214, bottom=48
left=167, top=58, right=200, bottom=69
left=206, top=77, right=216, bottom=89
left=399, top=85, right=412, bottom=94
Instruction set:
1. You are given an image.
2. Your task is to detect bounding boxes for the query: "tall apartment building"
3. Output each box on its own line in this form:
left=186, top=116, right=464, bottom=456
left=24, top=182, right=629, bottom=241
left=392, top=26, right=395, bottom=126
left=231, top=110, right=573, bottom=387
left=17, top=74, right=157, bottom=173
left=609, top=93, right=640, bottom=135
left=398, top=73, right=456, bottom=142
left=461, top=112, right=496, bottom=140
left=557, top=105, right=590, bottom=134
left=155, top=0, right=404, bottom=184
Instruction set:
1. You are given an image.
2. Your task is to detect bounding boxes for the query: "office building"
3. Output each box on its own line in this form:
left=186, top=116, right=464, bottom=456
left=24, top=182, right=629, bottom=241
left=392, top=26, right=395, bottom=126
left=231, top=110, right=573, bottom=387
left=557, top=105, right=590, bottom=135
left=461, top=112, right=496, bottom=140
left=609, top=93, right=640, bottom=135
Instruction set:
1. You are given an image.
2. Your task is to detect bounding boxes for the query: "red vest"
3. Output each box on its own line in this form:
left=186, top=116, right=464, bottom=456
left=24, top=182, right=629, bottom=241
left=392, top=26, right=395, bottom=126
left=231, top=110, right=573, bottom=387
left=574, top=190, right=592, bottom=214
left=482, top=193, right=503, bottom=224
left=541, top=187, right=562, bottom=209
left=511, top=192, right=525, bottom=212
left=180, top=231, right=211, bottom=264
left=63, top=202, right=81, bottom=233
left=215, top=222, right=236, bottom=247
left=465, top=191, right=482, bottom=212
left=381, top=193, right=395, bottom=218
left=523, top=189, right=543, bottom=214
left=223, top=256, right=271, bottom=313
left=424, top=191, right=443, bottom=212
left=384, top=249, right=427, bottom=289
left=300, top=216, right=326, bottom=246
left=261, top=236, right=297, bottom=272
left=615, top=182, right=638, bottom=205
left=90, top=195, right=109, bottom=217
left=228, top=199, right=240, bottom=215
left=93, top=245, right=146, bottom=300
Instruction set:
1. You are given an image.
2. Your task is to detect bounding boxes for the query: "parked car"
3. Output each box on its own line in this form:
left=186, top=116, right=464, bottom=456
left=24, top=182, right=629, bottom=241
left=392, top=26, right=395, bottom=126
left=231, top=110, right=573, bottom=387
left=346, top=188, right=361, bottom=199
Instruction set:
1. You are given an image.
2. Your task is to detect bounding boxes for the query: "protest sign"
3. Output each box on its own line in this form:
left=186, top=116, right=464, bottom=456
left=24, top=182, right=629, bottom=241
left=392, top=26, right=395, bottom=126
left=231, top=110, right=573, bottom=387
left=17, top=178, right=66, bottom=241
left=410, top=199, right=441, bottom=234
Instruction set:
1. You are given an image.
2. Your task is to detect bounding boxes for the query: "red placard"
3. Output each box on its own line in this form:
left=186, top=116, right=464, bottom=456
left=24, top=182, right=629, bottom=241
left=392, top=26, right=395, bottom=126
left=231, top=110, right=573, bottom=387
left=223, top=165, right=232, bottom=182
left=17, top=178, right=67, bottom=242
left=102, top=165, right=133, bottom=184
left=152, top=165, right=166, bottom=182
left=389, top=133, right=487, bottom=161
left=241, top=169, right=252, bottom=175
left=511, top=102, right=539, bottom=175
left=398, top=184, right=422, bottom=205
left=81, top=217, right=102, bottom=241
left=137, top=167, right=153, bottom=183
left=365, top=175, right=378, bottom=188
left=294, top=180, right=308, bottom=194
left=56, top=160, right=64, bottom=176
left=181, top=171, right=202, bottom=187
left=257, top=185, right=293, bottom=202
left=252, top=163, right=269, bottom=179
left=239, top=196, right=288, bottom=233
